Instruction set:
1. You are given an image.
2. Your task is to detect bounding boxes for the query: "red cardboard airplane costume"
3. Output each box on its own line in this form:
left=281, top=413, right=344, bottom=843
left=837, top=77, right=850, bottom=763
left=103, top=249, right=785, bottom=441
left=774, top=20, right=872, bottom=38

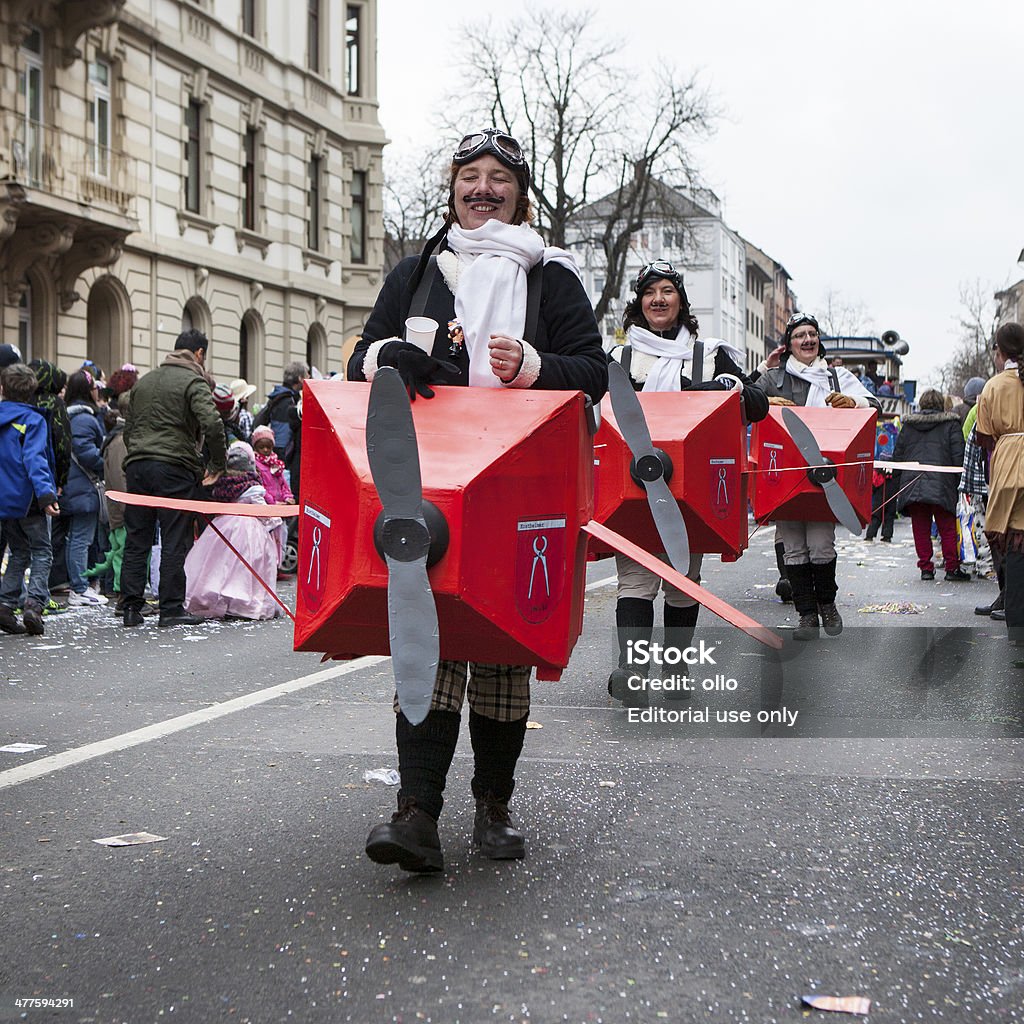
left=109, top=361, right=923, bottom=730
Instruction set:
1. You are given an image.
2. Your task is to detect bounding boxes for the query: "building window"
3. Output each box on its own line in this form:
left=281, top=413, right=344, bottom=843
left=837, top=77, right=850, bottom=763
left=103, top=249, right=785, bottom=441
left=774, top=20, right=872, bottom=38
left=308, top=154, right=322, bottom=251
left=307, top=0, right=320, bottom=73
left=345, top=6, right=361, bottom=95
left=88, top=60, right=110, bottom=178
left=350, top=169, right=366, bottom=263
left=18, top=287, right=32, bottom=362
left=242, top=129, right=257, bottom=230
left=185, top=99, right=202, bottom=213
left=239, top=320, right=250, bottom=378
left=18, top=28, right=44, bottom=185
left=242, top=0, right=256, bottom=37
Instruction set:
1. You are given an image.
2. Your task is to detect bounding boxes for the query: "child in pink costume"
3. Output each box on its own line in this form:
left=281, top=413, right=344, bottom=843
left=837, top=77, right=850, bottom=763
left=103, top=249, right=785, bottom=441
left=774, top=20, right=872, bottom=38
left=252, top=425, right=295, bottom=504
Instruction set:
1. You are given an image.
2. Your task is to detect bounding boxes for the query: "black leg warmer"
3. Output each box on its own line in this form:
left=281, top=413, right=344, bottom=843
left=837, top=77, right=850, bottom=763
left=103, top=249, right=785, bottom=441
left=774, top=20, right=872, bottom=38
left=396, top=709, right=461, bottom=822
left=786, top=562, right=818, bottom=616
left=615, top=597, right=654, bottom=667
left=469, top=711, right=528, bottom=803
left=811, top=558, right=839, bottom=606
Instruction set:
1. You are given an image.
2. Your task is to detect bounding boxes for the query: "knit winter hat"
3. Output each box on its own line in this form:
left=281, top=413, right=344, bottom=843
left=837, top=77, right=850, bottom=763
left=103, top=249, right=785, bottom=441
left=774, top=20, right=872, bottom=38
left=212, top=383, right=237, bottom=416
left=0, top=343, right=22, bottom=368
left=963, top=377, right=986, bottom=402
left=29, top=359, right=60, bottom=394
left=107, top=368, right=138, bottom=396
left=252, top=425, right=275, bottom=445
left=226, top=440, right=256, bottom=473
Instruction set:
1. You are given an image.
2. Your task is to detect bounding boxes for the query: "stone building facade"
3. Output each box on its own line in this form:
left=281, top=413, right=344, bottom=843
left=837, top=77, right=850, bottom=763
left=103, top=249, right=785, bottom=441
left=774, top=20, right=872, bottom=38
left=0, top=0, right=386, bottom=395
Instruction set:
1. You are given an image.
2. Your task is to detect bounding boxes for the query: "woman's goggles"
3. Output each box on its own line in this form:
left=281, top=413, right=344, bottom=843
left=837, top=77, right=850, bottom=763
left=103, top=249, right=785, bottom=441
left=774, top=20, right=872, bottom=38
left=453, top=129, right=528, bottom=171
left=787, top=312, right=819, bottom=330
left=635, top=260, right=683, bottom=294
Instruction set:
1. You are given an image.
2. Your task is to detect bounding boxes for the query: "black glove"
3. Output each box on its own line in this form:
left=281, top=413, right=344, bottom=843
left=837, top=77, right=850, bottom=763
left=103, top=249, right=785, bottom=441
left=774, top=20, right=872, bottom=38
left=378, top=341, right=459, bottom=401
left=685, top=380, right=729, bottom=392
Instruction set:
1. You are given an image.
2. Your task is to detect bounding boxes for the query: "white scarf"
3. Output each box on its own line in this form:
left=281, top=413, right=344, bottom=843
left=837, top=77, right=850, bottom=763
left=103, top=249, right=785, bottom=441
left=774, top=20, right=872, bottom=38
left=447, top=221, right=579, bottom=388
left=785, top=356, right=873, bottom=407
left=627, top=326, right=745, bottom=393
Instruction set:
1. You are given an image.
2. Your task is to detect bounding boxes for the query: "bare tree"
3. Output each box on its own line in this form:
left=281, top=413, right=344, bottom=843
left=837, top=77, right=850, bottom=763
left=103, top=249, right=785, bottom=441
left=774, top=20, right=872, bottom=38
left=933, top=280, right=997, bottom=395
left=815, top=288, right=875, bottom=339
left=448, top=8, right=716, bottom=321
left=382, top=144, right=450, bottom=272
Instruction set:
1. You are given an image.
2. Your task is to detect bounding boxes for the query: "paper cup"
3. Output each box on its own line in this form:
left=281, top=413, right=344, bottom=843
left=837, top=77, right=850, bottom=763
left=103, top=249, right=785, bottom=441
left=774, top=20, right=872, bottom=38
left=404, top=316, right=439, bottom=353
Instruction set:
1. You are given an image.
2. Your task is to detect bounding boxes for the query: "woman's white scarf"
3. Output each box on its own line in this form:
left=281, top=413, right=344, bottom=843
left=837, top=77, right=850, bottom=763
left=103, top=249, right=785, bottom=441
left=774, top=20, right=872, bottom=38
left=626, top=326, right=744, bottom=393
left=785, top=356, right=873, bottom=407
left=447, top=221, right=579, bottom=388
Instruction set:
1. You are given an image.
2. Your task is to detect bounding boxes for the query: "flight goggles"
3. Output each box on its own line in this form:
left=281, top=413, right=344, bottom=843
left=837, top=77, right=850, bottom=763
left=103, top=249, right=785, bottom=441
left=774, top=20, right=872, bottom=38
left=635, top=260, right=684, bottom=294
left=453, top=129, right=528, bottom=172
left=786, top=312, right=820, bottom=336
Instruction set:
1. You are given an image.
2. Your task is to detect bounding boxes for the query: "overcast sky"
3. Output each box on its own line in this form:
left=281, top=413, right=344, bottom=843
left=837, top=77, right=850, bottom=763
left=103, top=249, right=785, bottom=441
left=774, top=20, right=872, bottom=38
left=377, top=0, right=1022, bottom=387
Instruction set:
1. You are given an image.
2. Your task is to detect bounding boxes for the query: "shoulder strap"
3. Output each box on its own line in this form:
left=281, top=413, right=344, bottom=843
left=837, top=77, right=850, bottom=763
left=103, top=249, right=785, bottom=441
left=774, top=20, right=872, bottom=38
left=70, top=449, right=100, bottom=484
left=690, top=339, right=705, bottom=385
left=829, top=367, right=841, bottom=392
left=409, top=256, right=438, bottom=319
left=524, top=262, right=543, bottom=345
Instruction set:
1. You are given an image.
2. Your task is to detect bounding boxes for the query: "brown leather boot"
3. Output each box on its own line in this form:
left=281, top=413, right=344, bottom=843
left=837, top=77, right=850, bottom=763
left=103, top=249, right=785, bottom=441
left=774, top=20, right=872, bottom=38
left=473, top=794, right=525, bottom=860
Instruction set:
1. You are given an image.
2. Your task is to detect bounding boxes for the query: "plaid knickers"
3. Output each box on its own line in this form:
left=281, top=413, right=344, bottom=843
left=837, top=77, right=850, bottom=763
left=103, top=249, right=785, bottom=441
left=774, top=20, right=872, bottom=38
left=393, top=660, right=532, bottom=721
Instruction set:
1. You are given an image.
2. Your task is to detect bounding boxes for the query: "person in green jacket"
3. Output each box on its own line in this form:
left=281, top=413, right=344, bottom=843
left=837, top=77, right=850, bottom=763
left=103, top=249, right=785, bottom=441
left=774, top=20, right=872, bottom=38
left=119, top=329, right=226, bottom=628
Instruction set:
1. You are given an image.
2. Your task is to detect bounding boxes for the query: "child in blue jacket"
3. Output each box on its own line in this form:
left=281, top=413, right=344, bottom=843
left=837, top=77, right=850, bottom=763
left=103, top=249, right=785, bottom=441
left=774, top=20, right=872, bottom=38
left=0, top=363, right=60, bottom=635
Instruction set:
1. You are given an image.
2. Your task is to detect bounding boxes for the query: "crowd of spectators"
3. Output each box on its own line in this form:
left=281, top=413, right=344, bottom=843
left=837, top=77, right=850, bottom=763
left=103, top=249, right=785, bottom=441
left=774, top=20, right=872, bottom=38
left=0, top=338, right=307, bottom=635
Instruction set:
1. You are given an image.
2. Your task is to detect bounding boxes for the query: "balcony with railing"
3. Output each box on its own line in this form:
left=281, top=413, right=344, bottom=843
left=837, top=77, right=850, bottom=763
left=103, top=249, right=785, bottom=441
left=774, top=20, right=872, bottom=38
left=1, top=113, right=138, bottom=216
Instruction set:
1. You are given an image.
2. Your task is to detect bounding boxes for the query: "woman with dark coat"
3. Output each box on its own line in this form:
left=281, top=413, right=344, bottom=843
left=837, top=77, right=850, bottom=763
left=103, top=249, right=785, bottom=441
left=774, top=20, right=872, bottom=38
left=606, top=259, right=768, bottom=706
left=348, top=128, right=606, bottom=874
left=63, top=369, right=108, bottom=606
left=891, top=388, right=968, bottom=582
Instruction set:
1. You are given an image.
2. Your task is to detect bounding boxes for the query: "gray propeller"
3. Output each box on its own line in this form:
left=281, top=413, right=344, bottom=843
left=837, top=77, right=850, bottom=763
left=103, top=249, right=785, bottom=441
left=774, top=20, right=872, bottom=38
left=781, top=406, right=862, bottom=534
left=365, top=367, right=438, bottom=726
left=607, top=360, right=691, bottom=571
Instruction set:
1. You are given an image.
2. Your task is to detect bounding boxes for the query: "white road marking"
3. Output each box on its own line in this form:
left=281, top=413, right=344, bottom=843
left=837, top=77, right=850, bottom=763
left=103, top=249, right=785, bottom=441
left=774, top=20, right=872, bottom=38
left=0, top=656, right=388, bottom=791
left=585, top=575, right=615, bottom=592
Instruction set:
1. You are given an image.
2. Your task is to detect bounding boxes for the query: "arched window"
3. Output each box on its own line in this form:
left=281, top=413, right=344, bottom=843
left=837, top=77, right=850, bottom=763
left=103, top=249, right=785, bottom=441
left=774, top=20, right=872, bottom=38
left=240, top=309, right=263, bottom=386
left=306, top=322, right=327, bottom=376
left=87, top=275, right=132, bottom=375
left=182, top=296, right=212, bottom=338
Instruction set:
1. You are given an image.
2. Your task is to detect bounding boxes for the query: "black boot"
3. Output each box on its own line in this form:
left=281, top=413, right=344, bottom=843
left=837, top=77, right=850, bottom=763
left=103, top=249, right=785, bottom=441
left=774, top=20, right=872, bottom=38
left=811, top=558, right=843, bottom=636
left=787, top=563, right=819, bottom=641
left=470, top=712, right=527, bottom=859
left=365, top=710, right=460, bottom=873
left=774, top=541, right=793, bottom=602
left=608, top=597, right=653, bottom=707
left=1004, top=552, right=1024, bottom=642
left=976, top=566, right=1006, bottom=616
left=22, top=599, right=44, bottom=637
left=365, top=795, right=444, bottom=873
left=0, top=604, right=26, bottom=635
left=662, top=603, right=698, bottom=701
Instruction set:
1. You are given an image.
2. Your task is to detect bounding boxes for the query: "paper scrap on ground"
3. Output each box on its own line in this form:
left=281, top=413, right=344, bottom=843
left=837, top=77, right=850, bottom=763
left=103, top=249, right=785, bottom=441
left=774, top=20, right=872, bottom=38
left=858, top=601, right=924, bottom=614
left=0, top=743, right=46, bottom=754
left=363, top=768, right=400, bottom=785
left=802, top=994, right=871, bottom=1014
left=526, top=721, right=543, bottom=730
left=93, top=831, right=167, bottom=847
left=599, top=781, right=616, bottom=788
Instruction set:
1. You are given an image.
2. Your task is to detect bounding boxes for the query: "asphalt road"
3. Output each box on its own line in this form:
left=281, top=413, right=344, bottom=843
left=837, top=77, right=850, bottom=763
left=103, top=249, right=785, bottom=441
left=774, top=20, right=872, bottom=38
left=1, top=516, right=1021, bottom=1024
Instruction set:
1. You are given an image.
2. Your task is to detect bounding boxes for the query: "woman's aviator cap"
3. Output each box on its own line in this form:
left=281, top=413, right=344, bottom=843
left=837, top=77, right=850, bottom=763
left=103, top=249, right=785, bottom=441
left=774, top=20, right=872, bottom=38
left=635, top=260, right=685, bottom=296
